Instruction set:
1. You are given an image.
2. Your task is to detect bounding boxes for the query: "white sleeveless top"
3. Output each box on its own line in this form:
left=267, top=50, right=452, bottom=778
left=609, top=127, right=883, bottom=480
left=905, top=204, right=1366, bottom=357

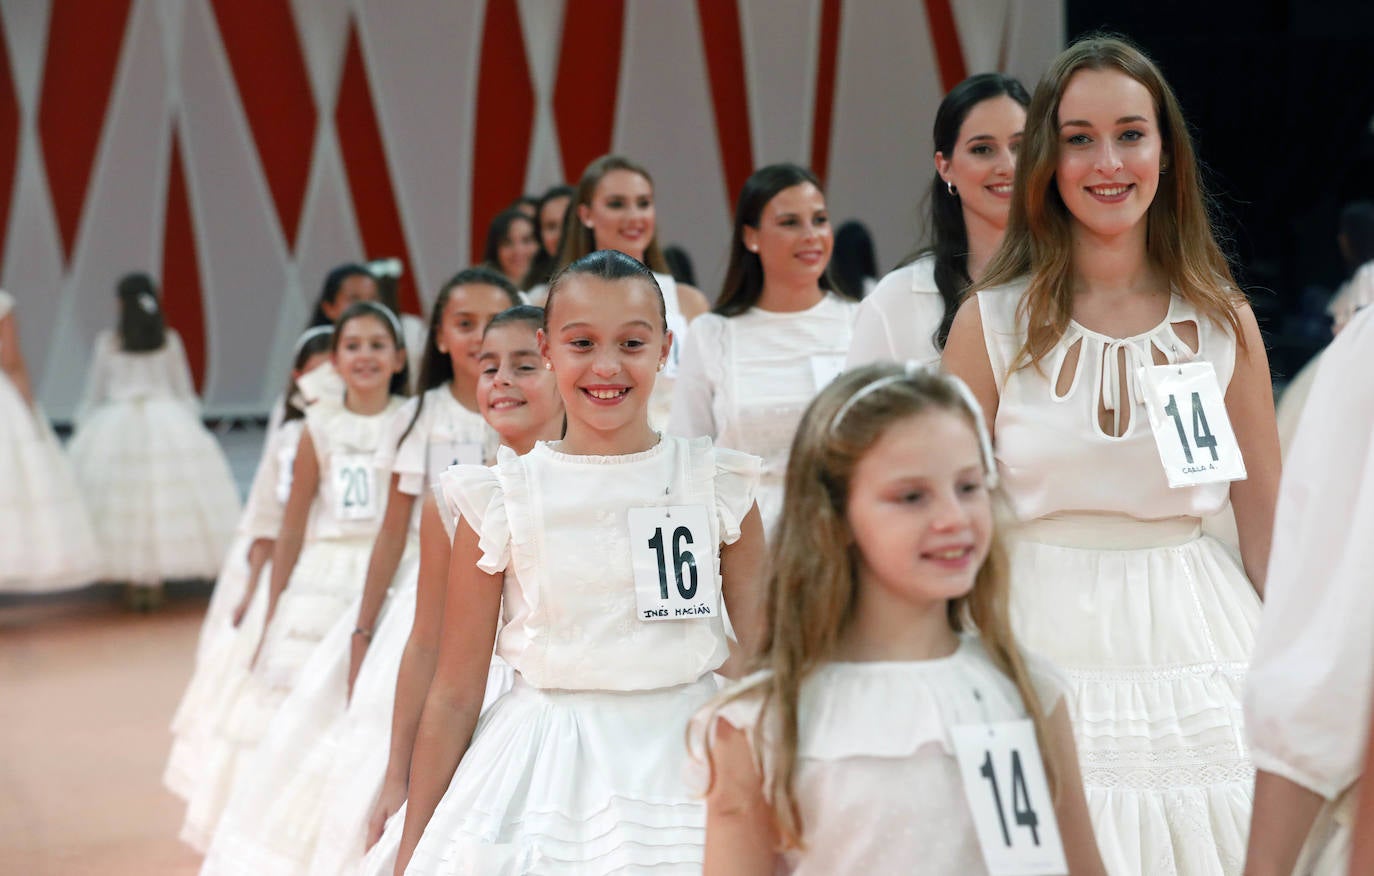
left=302, top=395, right=406, bottom=541
left=977, top=281, right=1237, bottom=524
left=378, top=383, right=496, bottom=496
left=846, top=255, right=945, bottom=367
left=690, top=636, right=1065, bottom=875
left=667, top=294, right=859, bottom=534
left=441, top=434, right=760, bottom=691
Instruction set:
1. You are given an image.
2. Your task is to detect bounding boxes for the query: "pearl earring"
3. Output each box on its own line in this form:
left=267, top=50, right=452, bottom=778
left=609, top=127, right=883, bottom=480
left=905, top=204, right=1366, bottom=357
left=544, top=362, right=552, bottom=370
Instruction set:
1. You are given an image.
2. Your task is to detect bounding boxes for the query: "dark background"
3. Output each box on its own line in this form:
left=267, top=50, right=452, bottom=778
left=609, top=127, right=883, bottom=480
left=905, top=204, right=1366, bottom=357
left=1067, top=0, right=1374, bottom=380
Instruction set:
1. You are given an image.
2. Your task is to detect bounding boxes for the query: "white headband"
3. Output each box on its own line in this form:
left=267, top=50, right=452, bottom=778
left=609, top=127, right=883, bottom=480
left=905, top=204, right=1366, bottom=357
left=354, top=300, right=403, bottom=342
left=830, top=360, right=999, bottom=487
left=293, top=325, right=333, bottom=356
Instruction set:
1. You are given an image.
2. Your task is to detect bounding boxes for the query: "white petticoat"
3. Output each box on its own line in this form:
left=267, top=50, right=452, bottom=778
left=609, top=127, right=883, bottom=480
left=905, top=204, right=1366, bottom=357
left=67, top=396, right=240, bottom=583
left=0, top=379, right=102, bottom=592
left=404, top=674, right=718, bottom=875
left=1008, top=515, right=1261, bottom=876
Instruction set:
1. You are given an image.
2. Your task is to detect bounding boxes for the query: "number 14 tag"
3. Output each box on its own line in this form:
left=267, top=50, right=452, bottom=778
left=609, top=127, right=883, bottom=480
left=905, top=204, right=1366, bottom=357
left=627, top=505, right=717, bottom=622
left=951, top=720, right=1067, bottom=875
left=1137, top=362, right=1247, bottom=488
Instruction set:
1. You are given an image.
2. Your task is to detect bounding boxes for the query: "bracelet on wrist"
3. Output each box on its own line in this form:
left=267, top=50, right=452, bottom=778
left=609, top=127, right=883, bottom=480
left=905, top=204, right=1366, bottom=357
left=352, top=627, right=373, bottom=640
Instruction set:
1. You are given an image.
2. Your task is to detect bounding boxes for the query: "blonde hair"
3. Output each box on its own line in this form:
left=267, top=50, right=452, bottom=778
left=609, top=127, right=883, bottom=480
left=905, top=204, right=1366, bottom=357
left=977, top=35, right=1245, bottom=371
left=701, top=363, right=1061, bottom=850
left=555, top=155, right=669, bottom=274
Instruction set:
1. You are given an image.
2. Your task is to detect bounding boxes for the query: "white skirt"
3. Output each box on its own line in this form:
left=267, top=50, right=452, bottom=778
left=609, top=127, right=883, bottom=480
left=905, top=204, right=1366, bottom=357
left=404, top=674, right=718, bottom=875
left=0, top=380, right=102, bottom=592
left=67, top=396, right=240, bottom=583
left=1009, top=515, right=1261, bottom=876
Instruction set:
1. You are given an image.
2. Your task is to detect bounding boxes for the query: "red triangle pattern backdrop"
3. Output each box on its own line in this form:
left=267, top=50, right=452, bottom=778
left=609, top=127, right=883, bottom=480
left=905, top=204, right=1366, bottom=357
left=0, top=0, right=1060, bottom=419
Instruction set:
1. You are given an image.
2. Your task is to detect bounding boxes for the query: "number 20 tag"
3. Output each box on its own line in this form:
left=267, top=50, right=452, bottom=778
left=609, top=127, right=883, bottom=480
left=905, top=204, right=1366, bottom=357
left=1137, top=362, right=1247, bottom=488
left=951, top=720, right=1067, bottom=875
left=627, top=505, right=717, bottom=622
left=331, top=452, right=379, bottom=521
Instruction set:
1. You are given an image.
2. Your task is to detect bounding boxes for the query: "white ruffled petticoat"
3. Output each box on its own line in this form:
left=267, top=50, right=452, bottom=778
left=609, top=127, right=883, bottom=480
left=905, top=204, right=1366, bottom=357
left=1008, top=515, right=1260, bottom=876
left=0, top=380, right=102, bottom=592
left=404, top=674, right=718, bottom=875
left=68, top=396, right=240, bottom=583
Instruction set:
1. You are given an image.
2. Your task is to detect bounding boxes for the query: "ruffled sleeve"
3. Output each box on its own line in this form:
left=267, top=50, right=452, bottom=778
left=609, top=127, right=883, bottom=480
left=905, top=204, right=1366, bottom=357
left=0, top=290, right=13, bottom=319
left=710, top=444, right=762, bottom=545
left=440, top=449, right=514, bottom=574
left=380, top=395, right=425, bottom=494
left=685, top=672, right=774, bottom=796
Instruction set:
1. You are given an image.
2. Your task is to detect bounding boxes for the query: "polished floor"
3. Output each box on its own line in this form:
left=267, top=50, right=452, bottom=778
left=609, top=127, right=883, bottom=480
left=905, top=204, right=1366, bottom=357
left=0, top=590, right=207, bottom=874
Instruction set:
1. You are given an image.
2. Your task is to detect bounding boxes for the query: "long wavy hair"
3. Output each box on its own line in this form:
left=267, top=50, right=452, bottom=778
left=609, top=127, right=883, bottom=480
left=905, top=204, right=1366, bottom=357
left=905, top=73, right=1030, bottom=350
left=115, top=273, right=166, bottom=352
left=481, top=208, right=538, bottom=285
left=555, top=155, right=669, bottom=274
left=699, top=363, right=1061, bottom=850
left=714, top=163, right=848, bottom=317
left=975, top=36, right=1244, bottom=371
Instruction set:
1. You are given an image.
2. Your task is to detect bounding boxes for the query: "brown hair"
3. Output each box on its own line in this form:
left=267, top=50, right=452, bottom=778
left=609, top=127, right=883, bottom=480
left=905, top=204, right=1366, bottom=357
left=976, top=35, right=1244, bottom=371
left=555, top=155, right=669, bottom=274
left=700, top=363, right=1061, bottom=850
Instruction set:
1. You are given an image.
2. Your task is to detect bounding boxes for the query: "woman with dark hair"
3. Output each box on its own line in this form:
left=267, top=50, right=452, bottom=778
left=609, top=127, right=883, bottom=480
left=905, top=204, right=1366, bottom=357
left=68, top=272, right=241, bottom=608
left=481, top=209, right=539, bottom=289
left=669, top=163, right=859, bottom=537
left=520, top=184, right=573, bottom=291
left=0, top=287, right=101, bottom=593
left=308, top=263, right=379, bottom=329
left=848, top=72, right=1030, bottom=367
left=943, top=37, right=1278, bottom=873
left=829, top=220, right=878, bottom=299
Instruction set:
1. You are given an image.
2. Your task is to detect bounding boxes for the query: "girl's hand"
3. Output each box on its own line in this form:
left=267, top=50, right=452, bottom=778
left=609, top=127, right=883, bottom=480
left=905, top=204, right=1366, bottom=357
left=230, top=595, right=251, bottom=627
left=367, top=776, right=407, bottom=849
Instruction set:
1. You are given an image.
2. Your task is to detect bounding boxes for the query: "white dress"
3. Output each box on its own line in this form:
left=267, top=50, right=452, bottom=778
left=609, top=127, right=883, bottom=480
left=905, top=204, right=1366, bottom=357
left=0, top=291, right=102, bottom=591
left=165, top=412, right=302, bottom=801
left=690, top=636, right=1066, bottom=874
left=181, top=393, right=404, bottom=851
left=668, top=293, right=857, bottom=537
left=1245, top=307, right=1374, bottom=875
left=202, top=385, right=494, bottom=876
left=404, top=435, right=760, bottom=875
left=67, top=327, right=241, bottom=583
left=844, top=255, right=946, bottom=368
left=976, top=282, right=1261, bottom=875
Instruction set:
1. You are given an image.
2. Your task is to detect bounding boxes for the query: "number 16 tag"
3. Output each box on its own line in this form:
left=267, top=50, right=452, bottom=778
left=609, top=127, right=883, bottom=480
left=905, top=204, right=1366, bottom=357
left=1137, top=362, right=1247, bottom=488
left=627, top=505, right=717, bottom=622
left=951, top=720, right=1067, bottom=875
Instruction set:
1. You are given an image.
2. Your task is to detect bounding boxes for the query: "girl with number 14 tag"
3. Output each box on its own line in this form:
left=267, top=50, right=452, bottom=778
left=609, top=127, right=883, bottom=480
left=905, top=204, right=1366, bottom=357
left=691, top=363, right=1104, bottom=875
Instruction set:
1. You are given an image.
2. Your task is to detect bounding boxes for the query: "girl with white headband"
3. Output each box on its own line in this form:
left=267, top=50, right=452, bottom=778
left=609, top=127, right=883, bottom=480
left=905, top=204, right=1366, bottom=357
left=691, top=362, right=1104, bottom=875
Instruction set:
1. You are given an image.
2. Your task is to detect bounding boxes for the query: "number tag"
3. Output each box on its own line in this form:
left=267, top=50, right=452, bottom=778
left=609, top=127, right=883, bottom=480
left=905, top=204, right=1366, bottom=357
left=809, top=354, right=846, bottom=391
left=426, top=440, right=484, bottom=482
left=1137, top=362, right=1247, bottom=488
left=951, top=720, right=1067, bottom=876
left=662, top=311, right=690, bottom=380
left=627, top=505, right=717, bottom=622
left=331, top=452, right=380, bottom=521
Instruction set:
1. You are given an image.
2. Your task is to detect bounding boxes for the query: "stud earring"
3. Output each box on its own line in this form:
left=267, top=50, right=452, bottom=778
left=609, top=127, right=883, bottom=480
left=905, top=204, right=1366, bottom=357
left=946, top=181, right=957, bottom=196
left=657, top=361, right=666, bottom=372
left=544, top=362, right=552, bottom=370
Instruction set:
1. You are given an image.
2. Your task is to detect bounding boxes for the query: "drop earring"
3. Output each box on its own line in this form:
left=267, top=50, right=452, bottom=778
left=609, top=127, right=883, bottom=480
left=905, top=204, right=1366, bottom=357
left=946, top=180, right=957, bottom=196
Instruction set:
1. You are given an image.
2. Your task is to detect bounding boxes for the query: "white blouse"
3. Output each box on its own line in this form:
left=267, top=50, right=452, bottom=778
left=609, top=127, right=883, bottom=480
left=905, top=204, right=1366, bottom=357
left=668, top=294, right=858, bottom=535
left=846, top=255, right=946, bottom=368
left=1245, top=306, right=1374, bottom=799
left=74, top=328, right=200, bottom=425
left=377, top=383, right=496, bottom=497
left=301, top=394, right=406, bottom=541
left=441, top=435, right=760, bottom=691
left=977, top=281, right=1237, bottom=523
left=691, top=636, right=1065, bottom=875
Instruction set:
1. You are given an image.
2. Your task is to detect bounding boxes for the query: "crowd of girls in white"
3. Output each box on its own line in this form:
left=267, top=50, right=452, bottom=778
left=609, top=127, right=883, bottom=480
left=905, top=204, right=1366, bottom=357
left=3, top=33, right=1370, bottom=876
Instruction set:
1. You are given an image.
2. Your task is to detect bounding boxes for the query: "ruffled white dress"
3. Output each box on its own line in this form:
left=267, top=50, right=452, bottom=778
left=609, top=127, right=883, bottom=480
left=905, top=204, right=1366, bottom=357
left=976, top=283, right=1261, bottom=875
left=181, top=393, right=403, bottom=850
left=165, top=411, right=301, bottom=801
left=403, top=435, right=760, bottom=875
left=203, top=385, right=496, bottom=875
left=668, top=294, right=857, bottom=537
left=844, top=254, right=946, bottom=368
left=67, top=327, right=240, bottom=583
left=0, top=291, right=102, bottom=591
left=1245, top=307, right=1374, bottom=874
left=689, top=636, right=1066, bottom=874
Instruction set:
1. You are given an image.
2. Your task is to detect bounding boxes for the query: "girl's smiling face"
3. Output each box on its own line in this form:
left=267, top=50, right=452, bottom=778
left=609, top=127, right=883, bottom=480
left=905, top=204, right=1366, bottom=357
left=936, top=94, right=1026, bottom=232
left=434, top=283, right=518, bottom=384
left=332, top=313, right=404, bottom=395
left=538, top=275, right=669, bottom=437
left=578, top=170, right=656, bottom=262
left=477, top=322, right=562, bottom=445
